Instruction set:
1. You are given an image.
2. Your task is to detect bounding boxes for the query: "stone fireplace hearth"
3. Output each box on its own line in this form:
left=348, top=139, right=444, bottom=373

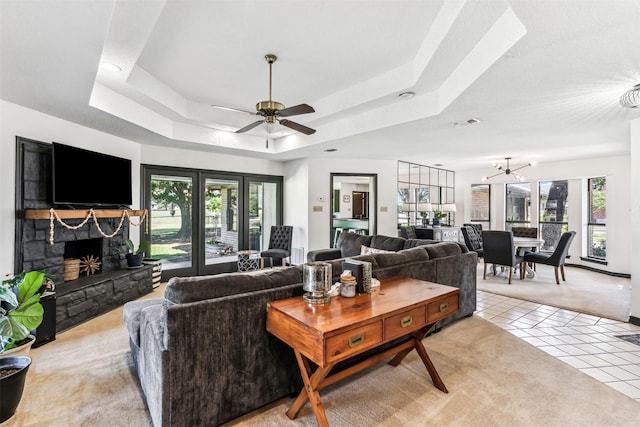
left=16, top=137, right=153, bottom=332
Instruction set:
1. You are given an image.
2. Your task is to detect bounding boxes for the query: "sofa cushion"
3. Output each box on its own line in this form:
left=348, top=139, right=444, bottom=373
left=373, top=246, right=429, bottom=268
left=370, top=235, right=406, bottom=252
left=424, top=242, right=464, bottom=258
left=164, top=266, right=303, bottom=304
left=360, top=245, right=393, bottom=255
left=337, top=232, right=373, bottom=257
left=123, top=298, right=164, bottom=347
left=403, top=238, right=439, bottom=249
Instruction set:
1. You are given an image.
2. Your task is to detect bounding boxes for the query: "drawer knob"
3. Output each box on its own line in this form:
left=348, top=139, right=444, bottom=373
left=439, top=302, right=449, bottom=312
left=400, top=315, right=413, bottom=328
left=348, top=333, right=364, bottom=348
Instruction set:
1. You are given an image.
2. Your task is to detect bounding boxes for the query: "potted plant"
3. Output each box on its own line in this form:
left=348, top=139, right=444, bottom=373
left=432, top=211, right=446, bottom=227
left=126, top=239, right=150, bottom=267
left=1, top=271, right=51, bottom=355
left=0, top=271, right=51, bottom=422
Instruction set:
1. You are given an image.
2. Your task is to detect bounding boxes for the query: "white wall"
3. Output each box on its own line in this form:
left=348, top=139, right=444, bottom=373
left=296, top=157, right=398, bottom=253
left=0, top=100, right=143, bottom=276
left=140, top=145, right=284, bottom=177
left=456, top=156, right=631, bottom=275
left=630, top=118, right=640, bottom=320
left=284, top=159, right=309, bottom=258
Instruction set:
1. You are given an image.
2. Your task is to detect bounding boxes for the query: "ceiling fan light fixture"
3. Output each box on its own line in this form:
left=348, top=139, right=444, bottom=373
left=234, top=54, right=317, bottom=136
left=620, top=83, right=640, bottom=108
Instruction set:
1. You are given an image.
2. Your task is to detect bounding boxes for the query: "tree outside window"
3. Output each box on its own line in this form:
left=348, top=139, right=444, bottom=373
left=539, top=180, right=569, bottom=251
left=588, top=177, right=606, bottom=259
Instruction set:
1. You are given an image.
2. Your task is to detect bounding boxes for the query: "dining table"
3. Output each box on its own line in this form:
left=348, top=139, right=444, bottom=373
left=513, top=236, right=545, bottom=278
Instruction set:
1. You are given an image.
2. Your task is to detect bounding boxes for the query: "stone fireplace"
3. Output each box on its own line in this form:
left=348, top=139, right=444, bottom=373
left=16, top=137, right=153, bottom=332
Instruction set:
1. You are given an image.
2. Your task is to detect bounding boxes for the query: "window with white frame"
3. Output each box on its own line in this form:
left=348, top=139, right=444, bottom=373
left=505, top=182, right=532, bottom=229
left=588, top=177, right=606, bottom=260
left=470, top=184, right=490, bottom=228
left=539, top=180, right=568, bottom=251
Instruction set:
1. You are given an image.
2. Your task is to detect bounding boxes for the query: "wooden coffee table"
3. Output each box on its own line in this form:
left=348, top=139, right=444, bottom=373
left=266, top=276, right=459, bottom=426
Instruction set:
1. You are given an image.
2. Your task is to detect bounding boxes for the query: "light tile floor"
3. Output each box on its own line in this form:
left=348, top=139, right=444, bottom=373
left=476, top=290, right=640, bottom=402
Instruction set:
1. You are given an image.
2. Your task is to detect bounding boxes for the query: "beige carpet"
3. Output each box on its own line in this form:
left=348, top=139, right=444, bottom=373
left=476, top=263, right=631, bottom=321
left=4, top=285, right=639, bottom=427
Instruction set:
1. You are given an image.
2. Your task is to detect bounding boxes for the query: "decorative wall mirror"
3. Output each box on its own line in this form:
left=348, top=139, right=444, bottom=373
left=330, top=173, right=378, bottom=247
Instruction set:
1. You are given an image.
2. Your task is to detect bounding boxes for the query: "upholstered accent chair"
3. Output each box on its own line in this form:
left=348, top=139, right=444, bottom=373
left=463, top=223, right=484, bottom=244
left=260, top=225, right=293, bottom=267
left=461, top=226, right=483, bottom=259
left=524, top=231, right=576, bottom=284
left=405, top=225, right=417, bottom=239
left=482, top=230, right=525, bottom=284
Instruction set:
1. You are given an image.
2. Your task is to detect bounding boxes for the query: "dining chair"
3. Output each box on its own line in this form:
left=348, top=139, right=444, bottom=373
left=523, top=231, right=576, bottom=284
left=463, top=223, right=483, bottom=244
left=481, top=230, right=525, bottom=284
left=512, top=226, right=539, bottom=269
left=260, top=225, right=293, bottom=267
left=461, top=226, right=483, bottom=260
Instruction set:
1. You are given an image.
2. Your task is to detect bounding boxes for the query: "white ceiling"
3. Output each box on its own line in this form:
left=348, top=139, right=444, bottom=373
left=1, top=0, right=639, bottom=172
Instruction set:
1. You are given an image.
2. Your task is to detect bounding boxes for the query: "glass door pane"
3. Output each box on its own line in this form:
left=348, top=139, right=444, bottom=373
left=149, top=174, right=194, bottom=272
left=249, top=181, right=278, bottom=252
left=204, top=177, right=240, bottom=266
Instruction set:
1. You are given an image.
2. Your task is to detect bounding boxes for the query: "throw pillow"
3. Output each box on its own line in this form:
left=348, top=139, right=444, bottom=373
left=360, top=245, right=394, bottom=255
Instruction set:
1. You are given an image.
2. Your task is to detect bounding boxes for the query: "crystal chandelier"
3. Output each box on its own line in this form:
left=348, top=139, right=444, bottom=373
left=481, top=157, right=536, bottom=182
left=620, top=83, right=640, bottom=108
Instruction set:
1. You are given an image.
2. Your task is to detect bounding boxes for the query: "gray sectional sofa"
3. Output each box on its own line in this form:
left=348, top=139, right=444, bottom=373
left=123, top=234, right=477, bottom=426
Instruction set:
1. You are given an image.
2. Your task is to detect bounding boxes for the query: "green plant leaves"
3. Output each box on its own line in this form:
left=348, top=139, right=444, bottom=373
left=0, top=315, right=31, bottom=344
left=17, top=271, right=44, bottom=304
left=0, top=286, right=18, bottom=307
left=1, top=270, right=45, bottom=350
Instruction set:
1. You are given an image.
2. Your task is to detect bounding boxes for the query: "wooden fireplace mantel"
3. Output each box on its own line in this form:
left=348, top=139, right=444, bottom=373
left=24, top=209, right=146, bottom=220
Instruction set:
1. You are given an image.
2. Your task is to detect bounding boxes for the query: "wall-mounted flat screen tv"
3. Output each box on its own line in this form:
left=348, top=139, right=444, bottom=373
left=52, top=142, right=132, bottom=207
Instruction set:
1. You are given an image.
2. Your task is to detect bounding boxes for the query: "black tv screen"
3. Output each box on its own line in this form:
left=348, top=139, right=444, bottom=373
left=52, top=142, right=132, bottom=207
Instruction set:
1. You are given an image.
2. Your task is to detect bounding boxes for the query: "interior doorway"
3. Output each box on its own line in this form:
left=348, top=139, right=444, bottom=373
left=330, top=173, right=377, bottom=247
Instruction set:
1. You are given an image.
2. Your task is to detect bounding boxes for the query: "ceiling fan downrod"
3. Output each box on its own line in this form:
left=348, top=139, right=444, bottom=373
left=256, top=54, right=284, bottom=113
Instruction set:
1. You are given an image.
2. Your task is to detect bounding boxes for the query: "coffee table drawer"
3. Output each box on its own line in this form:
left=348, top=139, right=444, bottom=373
left=326, top=321, right=383, bottom=363
left=384, top=306, right=426, bottom=340
left=427, top=294, right=459, bottom=323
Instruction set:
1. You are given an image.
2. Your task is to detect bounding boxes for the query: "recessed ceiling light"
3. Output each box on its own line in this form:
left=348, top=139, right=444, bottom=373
left=100, top=62, right=122, bottom=72
left=450, top=118, right=481, bottom=126
left=324, top=148, right=337, bottom=152
left=398, top=91, right=415, bottom=99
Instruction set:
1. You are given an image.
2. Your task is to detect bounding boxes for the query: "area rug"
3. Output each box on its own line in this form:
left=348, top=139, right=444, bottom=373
left=7, top=291, right=639, bottom=427
left=476, top=264, right=631, bottom=321
left=615, top=334, right=640, bottom=347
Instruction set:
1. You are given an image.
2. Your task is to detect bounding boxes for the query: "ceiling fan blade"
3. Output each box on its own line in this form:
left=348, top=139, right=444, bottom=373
left=236, top=120, right=264, bottom=133
left=278, top=104, right=315, bottom=117
left=211, top=105, right=255, bottom=115
left=279, top=119, right=316, bottom=135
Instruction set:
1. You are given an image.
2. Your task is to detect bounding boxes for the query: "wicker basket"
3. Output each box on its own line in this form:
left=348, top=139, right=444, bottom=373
left=63, top=258, right=80, bottom=281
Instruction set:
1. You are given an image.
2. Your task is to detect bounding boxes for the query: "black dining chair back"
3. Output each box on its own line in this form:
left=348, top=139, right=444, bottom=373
left=511, top=227, right=538, bottom=239
left=260, top=225, right=293, bottom=267
left=463, top=223, right=483, bottom=243
left=481, top=230, right=525, bottom=284
left=524, top=231, right=576, bottom=284
left=461, top=226, right=483, bottom=259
